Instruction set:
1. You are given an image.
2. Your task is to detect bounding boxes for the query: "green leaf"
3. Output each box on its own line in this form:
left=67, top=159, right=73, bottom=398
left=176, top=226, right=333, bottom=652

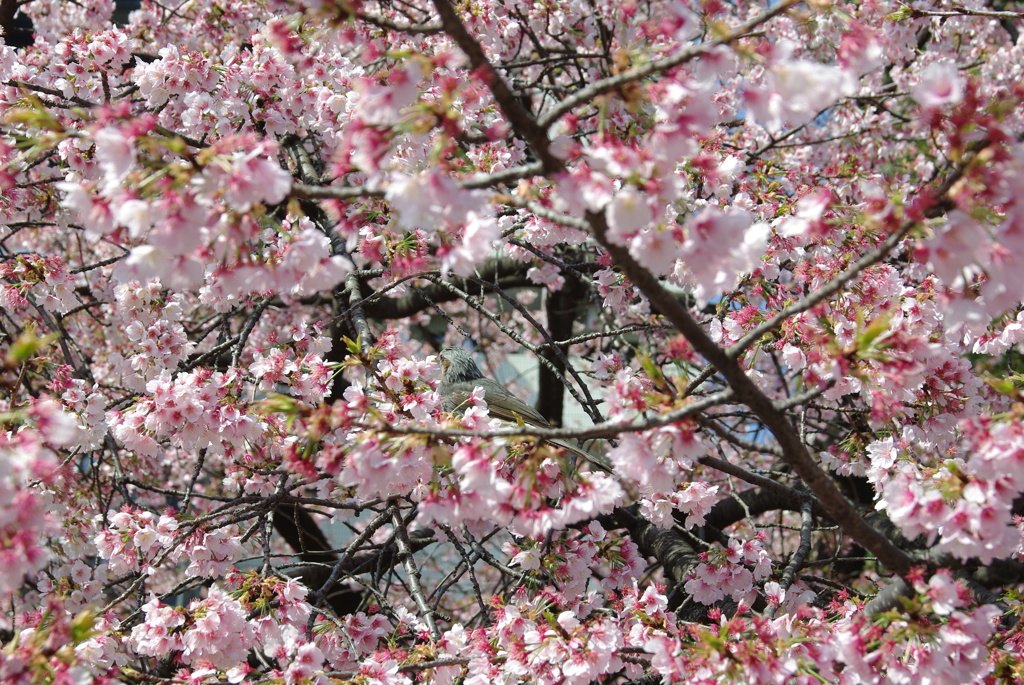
left=7, top=329, right=56, bottom=364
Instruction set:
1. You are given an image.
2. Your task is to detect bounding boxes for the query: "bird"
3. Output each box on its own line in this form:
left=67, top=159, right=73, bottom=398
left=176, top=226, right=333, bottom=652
left=437, top=346, right=613, bottom=473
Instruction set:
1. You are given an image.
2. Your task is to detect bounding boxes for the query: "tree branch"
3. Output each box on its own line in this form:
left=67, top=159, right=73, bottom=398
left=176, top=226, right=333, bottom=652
left=430, top=0, right=563, bottom=173
left=586, top=208, right=915, bottom=578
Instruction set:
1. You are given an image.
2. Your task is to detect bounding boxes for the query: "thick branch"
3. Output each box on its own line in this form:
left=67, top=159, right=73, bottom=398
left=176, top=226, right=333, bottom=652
left=768, top=497, right=814, bottom=618
left=586, top=208, right=914, bottom=577
left=357, top=257, right=533, bottom=320
left=704, top=487, right=811, bottom=532
left=430, top=0, right=563, bottom=173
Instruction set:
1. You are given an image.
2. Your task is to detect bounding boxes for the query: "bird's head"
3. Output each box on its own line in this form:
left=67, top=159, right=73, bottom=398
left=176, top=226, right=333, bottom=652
left=439, top=346, right=485, bottom=383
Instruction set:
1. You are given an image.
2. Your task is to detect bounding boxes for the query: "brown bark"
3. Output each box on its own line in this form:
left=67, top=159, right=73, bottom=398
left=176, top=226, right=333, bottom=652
left=537, top=271, right=587, bottom=423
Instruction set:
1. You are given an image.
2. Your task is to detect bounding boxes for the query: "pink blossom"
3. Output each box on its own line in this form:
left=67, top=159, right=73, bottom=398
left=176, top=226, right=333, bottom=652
left=180, top=586, right=256, bottom=669
left=359, top=657, right=412, bottom=685
left=130, top=596, right=185, bottom=657
left=276, top=227, right=353, bottom=295
left=912, top=62, right=964, bottom=108
left=356, top=60, right=423, bottom=126
left=93, top=127, right=135, bottom=189
left=838, top=22, right=884, bottom=76
left=679, top=206, right=768, bottom=300
left=675, top=481, right=719, bottom=528
left=283, top=642, right=326, bottom=684
left=8, top=1, right=1024, bottom=680
left=527, top=261, right=566, bottom=290
left=629, top=228, right=681, bottom=276
left=777, top=189, right=830, bottom=239
left=866, top=436, right=898, bottom=472
left=606, top=187, right=654, bottom=245
left=386, top=171, right=473, bottom=231
left=222, top=144, right=292, bottom=210
left=926, top=572, right=967, bottom=616
left=927, top=210, right=987, bottom=286
left=115, top=198, right=153, bottom=237
left=57, top=181, right=116, bottom=237
left=444, top=210, right=501, bottom=276
left=745, top=42, right=854, bottom=130
left=115, top=247, right=206, bottom=288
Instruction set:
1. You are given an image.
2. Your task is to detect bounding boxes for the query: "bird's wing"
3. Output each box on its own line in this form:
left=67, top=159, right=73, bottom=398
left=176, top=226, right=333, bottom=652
left=440, top=383, right=475, bottom=414
left=446, top=379, right=550, bottom=427
left=444, top=379, right=612, bottom=473
left=483, top=387, right=551, bottom=428
left=478, top=384, right=614, bottom=473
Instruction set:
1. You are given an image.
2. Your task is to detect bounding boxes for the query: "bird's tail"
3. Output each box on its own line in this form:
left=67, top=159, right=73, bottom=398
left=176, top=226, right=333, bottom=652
left=548, top=438, right=613, bottom=474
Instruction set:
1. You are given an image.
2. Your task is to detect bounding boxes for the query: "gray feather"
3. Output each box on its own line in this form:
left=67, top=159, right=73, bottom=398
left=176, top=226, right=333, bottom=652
left=437, top=346, right=612, bottom=473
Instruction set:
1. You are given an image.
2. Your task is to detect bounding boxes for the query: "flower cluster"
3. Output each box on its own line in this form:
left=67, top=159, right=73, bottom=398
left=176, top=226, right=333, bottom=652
left=3, top=0, right=1024, bottom=683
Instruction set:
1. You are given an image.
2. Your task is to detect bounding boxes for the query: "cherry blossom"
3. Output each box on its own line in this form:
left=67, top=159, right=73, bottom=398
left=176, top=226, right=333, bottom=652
left=912, top=62, right=965, bottom=109
left=3, top=0, right=1024, bottom=682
